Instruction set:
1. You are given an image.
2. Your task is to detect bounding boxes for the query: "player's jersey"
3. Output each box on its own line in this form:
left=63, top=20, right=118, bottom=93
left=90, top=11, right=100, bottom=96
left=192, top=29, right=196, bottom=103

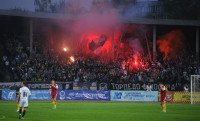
left=160, top=85, right=166, bottom=98
left=19, top=86, right=31, bottom=101
left=50, top=84, right=58, bottom=94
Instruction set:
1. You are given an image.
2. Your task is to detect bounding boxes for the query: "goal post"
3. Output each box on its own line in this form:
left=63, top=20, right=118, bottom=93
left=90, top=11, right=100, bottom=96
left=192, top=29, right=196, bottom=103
left=191, top=75, right=200, bottom=104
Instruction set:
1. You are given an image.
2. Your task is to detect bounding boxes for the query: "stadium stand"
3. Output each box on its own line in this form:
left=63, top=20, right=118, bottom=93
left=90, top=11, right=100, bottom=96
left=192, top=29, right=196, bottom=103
left=1, top=35, right=199, bottom=91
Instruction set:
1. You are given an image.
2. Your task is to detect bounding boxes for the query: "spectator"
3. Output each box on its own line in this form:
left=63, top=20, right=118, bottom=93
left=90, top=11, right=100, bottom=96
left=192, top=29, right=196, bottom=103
left=146, top=82, right=152, bottom=91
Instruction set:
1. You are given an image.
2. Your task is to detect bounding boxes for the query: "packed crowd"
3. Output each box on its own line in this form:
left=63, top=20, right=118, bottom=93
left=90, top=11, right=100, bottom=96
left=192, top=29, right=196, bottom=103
left=1, top=37, right=199, bottom=91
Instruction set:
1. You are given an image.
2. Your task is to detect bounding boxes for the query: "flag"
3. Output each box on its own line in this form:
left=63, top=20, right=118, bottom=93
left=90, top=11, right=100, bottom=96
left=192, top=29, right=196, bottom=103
left=89, top=34, right=107, bottom=51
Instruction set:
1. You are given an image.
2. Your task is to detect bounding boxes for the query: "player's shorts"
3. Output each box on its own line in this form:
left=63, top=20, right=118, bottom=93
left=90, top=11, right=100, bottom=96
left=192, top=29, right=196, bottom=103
left=161, top=96, right=166, bottom=103
left=20, top=99, right=28, bottom=108
left=51, top=93, right=57, bottom=99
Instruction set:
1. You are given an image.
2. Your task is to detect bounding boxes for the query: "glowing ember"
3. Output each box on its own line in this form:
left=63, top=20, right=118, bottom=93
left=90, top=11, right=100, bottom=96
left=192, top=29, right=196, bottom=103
left=70, top=56, right=75, bottom=62
left=134, top=60, right=137, bottom=65
left=63, top=48, right=68, bottom=52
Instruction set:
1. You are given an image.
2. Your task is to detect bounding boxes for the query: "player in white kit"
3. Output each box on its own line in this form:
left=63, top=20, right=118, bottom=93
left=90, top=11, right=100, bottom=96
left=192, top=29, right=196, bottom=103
left=19, top=82, right=31, bottom=120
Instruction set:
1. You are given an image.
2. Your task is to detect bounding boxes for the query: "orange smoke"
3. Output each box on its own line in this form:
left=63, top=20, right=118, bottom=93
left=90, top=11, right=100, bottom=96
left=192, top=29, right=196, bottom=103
left=157, top=30, right=184, bottom=60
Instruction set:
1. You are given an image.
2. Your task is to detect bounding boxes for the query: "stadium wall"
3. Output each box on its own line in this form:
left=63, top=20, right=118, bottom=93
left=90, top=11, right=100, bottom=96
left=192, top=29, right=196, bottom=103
left=0, top=82, right=178, bottom=91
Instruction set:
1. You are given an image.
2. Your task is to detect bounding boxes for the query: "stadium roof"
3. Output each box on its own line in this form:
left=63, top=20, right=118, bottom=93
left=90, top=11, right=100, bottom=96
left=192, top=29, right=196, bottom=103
left=0, top=9, right=200, bottom=26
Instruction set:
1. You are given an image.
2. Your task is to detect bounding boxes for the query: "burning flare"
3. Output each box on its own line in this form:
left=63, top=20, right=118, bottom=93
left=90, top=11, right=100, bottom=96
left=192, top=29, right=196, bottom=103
left=70, top=56, right=75, bottom=62
left=63, top=48, right=68, bottom=52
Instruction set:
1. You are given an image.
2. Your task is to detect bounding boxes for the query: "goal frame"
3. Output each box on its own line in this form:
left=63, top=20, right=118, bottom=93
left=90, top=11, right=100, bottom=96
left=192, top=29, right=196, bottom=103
left=190, top=75, right=200, bottom=104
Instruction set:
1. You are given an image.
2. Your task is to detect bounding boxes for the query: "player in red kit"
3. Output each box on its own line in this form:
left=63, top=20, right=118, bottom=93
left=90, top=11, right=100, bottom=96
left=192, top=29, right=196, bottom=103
left=159, top=82, right=167, bottom=113
left=48, top=80, right=58, bottom=109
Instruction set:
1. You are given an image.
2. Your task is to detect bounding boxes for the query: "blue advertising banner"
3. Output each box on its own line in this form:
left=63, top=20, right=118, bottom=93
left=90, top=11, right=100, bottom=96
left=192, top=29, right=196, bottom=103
left=2, top=90, right=16, bottom=100
left=2, top=90, right=51, bottom=100
left=111, top=90, right=158, bottom=102
left=29, top=90, right=51, bottom=100
left=2, top=90, right=109, bottom=101
left=57, top=90, right=110, bottom=101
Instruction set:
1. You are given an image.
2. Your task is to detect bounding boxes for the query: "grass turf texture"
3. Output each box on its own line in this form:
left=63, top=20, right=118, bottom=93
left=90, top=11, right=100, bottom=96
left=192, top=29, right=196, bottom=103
left=0, top=101, right=200, bottom=121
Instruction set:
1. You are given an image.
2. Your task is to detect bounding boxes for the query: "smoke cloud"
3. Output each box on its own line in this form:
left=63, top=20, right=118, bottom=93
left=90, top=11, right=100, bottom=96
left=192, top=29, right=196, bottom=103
left=62, top=0, right=121, bottom=61
left=47, top=0, right=153, bottom=62
left=157, top=30, right=185, bottom=60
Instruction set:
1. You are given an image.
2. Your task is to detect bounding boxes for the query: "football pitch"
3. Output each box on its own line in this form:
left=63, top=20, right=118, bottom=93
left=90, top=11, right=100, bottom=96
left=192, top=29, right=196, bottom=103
left=0, top=101, right=200, bottom=121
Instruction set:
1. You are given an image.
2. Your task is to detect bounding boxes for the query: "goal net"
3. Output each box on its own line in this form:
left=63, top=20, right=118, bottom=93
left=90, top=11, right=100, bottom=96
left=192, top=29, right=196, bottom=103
left=191, top=75, right=200, bottom=104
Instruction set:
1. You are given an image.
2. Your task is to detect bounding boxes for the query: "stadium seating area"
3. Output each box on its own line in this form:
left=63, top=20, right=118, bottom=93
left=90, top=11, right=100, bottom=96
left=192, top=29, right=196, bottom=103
left=0, top=35, right=199, bottom=91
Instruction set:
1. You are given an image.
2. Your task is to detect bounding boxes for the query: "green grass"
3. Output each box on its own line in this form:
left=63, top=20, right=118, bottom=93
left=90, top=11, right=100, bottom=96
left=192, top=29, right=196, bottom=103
left=0, top=101, right=200, bottom=121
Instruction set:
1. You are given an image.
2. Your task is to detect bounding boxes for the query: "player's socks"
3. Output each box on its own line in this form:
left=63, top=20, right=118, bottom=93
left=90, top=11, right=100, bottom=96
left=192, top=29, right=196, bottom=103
left=19, top=109, right=22, bottom=119
left=17, top=104, right=20, bottom=110
left=52, top=101, right=55, bottom=106
left=163, top=104, right=166, bottom=112
left=19, top=109, right=22, bottom=114
left=22, top=110, right=26, bottom=117
left=19, top=114, right=21, bottom=119
left=161, top=104, right=163, bottom=111
left=54, top=101, right=57, bottom=107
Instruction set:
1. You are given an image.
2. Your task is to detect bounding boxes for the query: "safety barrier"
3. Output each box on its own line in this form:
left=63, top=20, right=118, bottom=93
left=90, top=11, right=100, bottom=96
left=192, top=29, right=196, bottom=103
left=1, top=90, right=110, bottom=101
left=1, top=90, right=200, bottom=103
left=110, top=90, right=158, bottom=102
left=173, top=91, right=200, bottom=103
